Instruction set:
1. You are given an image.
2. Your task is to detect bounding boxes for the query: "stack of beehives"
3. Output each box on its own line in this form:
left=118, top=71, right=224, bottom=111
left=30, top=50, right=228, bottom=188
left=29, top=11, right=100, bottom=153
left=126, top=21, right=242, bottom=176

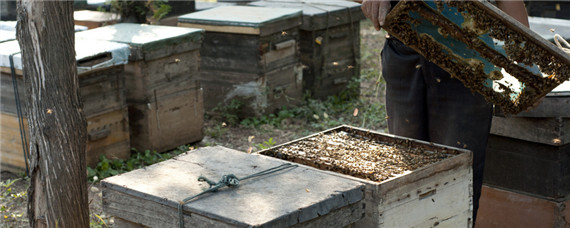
left=76, top=24, right=205, bottom=153
left=178, top=6, right=304, bottom=116
left=0, top=38, right=131, bottom=170
left=249, top=0, right=366, bottom=99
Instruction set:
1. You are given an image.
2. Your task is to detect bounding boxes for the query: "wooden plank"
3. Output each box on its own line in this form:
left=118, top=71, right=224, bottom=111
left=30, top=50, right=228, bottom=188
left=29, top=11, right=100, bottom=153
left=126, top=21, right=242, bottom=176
left=128, top=88, right=204, bottom=152
left=260, top=125, right=474, bottom=228
left=490, top=116, right=569, bottom=145
left=178, top=22, right=260, bottom=35
left=101, top=146, right=364, bottom=227
left=123, top=50, right=201, bottom=103
left=248, top=0, right=365, bottom=31
left=177, top=6, right=302, bottom=36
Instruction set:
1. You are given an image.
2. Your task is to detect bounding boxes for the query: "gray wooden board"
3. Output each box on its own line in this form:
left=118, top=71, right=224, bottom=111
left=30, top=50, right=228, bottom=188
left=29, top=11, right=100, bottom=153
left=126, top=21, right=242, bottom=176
left=102, top=146, right=364, bottom=227
left=76, top=23, right=203, bottom=61
left=178, top=6, right=302, bottom=36
left=178, top=6, right=301, bottom=28
left=248, top=0, right=365, bottom=31
left=490, top=116, right=569, bottom=146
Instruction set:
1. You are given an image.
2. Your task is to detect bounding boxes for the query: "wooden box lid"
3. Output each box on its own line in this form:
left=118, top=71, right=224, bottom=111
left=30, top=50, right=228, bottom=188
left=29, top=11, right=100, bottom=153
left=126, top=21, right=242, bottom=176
left=75, top=23, right=204, bottom=61
left=1, top=21, right=87, bottom=43
left=248, top=0, right=365, bottom=31
left=102, top=146, right=364, bottom=227
left=0, top=39, right=130, bottom=75
left=178, top=6, right=302, bottom=36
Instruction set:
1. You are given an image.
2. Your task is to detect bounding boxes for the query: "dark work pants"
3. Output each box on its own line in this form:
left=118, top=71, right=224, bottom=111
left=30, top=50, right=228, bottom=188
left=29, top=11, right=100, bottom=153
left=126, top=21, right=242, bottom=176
left=381, top=38, right=493, bottom=224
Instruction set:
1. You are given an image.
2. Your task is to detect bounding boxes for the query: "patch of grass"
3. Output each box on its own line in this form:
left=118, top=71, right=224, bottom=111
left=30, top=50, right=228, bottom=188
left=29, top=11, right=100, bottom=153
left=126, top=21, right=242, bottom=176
left=0, top=178, right=27, bottom=227
left=87, top=145, right=191, bottom=182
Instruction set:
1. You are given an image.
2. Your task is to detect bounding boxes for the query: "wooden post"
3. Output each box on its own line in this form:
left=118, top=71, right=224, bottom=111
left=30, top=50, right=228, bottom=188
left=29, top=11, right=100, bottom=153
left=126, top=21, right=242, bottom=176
left=16, top=0, right=89, bottom=226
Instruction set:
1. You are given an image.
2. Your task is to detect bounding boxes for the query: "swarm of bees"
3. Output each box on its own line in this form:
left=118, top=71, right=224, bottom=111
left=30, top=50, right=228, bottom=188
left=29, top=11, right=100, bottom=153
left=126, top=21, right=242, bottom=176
left=266, top=131, right=451, bottom=182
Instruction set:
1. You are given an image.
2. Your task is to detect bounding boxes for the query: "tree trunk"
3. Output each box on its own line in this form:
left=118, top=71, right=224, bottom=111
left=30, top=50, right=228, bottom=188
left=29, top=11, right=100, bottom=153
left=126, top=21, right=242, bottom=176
left=16, top=0, right=89, bottom=227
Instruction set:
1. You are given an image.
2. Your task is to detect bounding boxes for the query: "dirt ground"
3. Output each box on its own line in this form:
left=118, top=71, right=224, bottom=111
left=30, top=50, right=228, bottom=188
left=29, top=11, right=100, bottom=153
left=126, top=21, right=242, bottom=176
left=0, top=20, right=386, bottom=227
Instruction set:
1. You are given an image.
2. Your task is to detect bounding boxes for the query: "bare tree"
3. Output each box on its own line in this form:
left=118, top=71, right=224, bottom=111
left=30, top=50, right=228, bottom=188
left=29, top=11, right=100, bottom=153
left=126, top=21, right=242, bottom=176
left=16, top=0, right=89, bottom=226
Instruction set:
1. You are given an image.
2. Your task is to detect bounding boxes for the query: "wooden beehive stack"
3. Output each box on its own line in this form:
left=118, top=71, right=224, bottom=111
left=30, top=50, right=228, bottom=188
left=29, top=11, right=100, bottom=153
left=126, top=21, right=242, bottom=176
left=0, top=39, right=131, bottom=171
left=261, top=125, right=474, bottom=227
left=249, top=0, right=366, bottom=99
left=178, top=6, right=304, bottom=116
left=76, top=24, right=205, bottom=152
left=479, top=81, right=570, bottom=226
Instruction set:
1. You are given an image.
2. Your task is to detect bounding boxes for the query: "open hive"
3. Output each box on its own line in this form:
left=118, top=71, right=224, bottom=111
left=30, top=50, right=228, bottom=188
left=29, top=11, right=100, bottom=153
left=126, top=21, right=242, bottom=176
left=383, top=0, right=570, bottom=115
left=261, top=125, right=473, bottom=227
left=264, top=128, right=451, bottom=182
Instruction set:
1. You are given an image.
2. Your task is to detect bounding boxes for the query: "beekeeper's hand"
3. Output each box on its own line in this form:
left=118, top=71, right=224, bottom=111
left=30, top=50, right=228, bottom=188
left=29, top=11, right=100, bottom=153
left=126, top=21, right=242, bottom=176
left=361, top=0, right=392, bottom=31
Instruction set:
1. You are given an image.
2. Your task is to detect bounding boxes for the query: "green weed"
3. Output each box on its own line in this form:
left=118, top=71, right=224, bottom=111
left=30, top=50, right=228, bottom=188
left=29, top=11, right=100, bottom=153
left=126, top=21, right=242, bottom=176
left=0, top=178, right=27, bottom=226
left=88, top=145, right=189, bottom=182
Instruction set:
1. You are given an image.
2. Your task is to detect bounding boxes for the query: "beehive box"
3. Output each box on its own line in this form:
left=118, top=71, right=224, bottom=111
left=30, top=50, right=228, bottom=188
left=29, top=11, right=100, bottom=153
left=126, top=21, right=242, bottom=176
left=178, top=6, right=304, bottom=115
left=384, top=0, right=570, bottom=115
left=260, top=125, right=473, bottom=227
left=76, top=24, right=205, bottom=152
left=248, top=0, right=366, bottom=99
left=101, top=146, right=366, bottom=227
left=0, top=39, right=131, bottom=170
left=74, top=10, right=120, bottom=29
left=484, top=80, right=570, bottom=200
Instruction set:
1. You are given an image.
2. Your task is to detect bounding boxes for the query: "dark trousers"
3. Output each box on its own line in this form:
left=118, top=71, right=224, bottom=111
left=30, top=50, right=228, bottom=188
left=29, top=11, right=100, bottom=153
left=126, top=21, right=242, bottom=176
left=381, top=38, right=493, bottom=223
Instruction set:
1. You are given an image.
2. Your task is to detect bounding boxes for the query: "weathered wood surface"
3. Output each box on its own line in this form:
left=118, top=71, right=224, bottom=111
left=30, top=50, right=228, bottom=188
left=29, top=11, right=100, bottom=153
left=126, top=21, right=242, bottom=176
left=128, top=87, right=204, bottom=152
left=1, top=65, right=126, bottom=119
left=490, top=116, right=569, bottom=146
left=76, top=24, right=204, bottom=61
left=177, top=6, right=302, bottom=36
left=200, top=64, right=303, bottom=115
left=102, top=146, right=365, bottom=227
left=199, top=28, right=299, bottom=75
left=261, top=125, right=474, bottom=228
left=123, top=50, right=201, bottom=103
left=74, top=10, right=120, bottom=29
left=484, top=135, right=570, bottom=200
left=248, top=0, right=365, bottom=31
left=299, top=23, right=360, bottom=99
left=1, top=106, right=131, bottom=170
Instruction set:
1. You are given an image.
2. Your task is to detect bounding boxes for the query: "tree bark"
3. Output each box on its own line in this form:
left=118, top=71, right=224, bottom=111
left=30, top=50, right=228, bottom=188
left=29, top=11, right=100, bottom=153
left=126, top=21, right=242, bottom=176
left=16, top=0, right=89, bottom=227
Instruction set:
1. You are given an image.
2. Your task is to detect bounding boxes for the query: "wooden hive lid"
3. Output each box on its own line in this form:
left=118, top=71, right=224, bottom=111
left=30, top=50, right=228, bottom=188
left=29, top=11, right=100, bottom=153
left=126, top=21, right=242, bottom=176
left=0, top=21, right=87, bottom=43
left=0, top=39, right=130, bottom=75
left=178, top=5, right=302, bottom=36
left=248, top=0, right=365, bottom=31
left=101, top=146, right=365, bottom=227
left=75, top=23, right=204, bottom=61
